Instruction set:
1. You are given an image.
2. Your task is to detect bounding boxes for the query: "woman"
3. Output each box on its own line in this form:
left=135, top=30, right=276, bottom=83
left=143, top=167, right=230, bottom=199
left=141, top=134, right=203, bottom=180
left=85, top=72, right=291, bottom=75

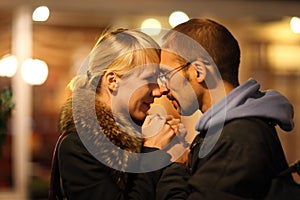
left=49, top=28, right=178, bottom=200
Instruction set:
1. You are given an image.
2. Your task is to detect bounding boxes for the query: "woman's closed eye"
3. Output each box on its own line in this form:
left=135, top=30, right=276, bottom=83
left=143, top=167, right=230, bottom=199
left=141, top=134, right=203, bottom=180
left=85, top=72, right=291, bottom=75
left=144, top=75, right=157, bottom=83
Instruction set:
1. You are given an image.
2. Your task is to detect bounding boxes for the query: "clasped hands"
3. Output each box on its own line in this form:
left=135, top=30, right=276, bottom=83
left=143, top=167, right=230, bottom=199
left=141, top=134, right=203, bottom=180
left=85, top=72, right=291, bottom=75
left=142, top=114, right=190, bottom=164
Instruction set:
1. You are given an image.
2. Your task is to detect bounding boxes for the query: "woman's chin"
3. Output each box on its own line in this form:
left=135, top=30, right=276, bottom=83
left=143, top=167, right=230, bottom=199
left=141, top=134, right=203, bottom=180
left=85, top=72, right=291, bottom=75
left=131, top=112, right=147, bottom=126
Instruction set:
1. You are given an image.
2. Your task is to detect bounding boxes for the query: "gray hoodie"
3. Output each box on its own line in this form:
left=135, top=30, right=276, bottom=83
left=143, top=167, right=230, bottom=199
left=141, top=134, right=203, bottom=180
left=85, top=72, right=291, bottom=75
left=195, top=78, right=294, bottom=158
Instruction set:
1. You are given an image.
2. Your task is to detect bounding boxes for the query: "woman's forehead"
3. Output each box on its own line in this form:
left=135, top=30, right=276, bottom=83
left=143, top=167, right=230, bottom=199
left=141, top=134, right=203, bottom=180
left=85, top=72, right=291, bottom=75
left=141, top=63, right=160, bottom=75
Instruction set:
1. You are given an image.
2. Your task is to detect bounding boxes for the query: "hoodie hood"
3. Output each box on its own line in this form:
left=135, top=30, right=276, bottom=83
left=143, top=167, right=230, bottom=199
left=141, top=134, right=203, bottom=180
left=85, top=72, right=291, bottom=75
left=196, top=78, right=294, bottom=133
left=195, top=78, right=294, bottom=158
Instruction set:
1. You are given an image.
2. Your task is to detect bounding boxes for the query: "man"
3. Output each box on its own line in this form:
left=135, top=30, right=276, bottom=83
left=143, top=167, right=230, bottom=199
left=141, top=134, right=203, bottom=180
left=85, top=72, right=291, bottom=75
left=156, top=18, right=295, bottom=199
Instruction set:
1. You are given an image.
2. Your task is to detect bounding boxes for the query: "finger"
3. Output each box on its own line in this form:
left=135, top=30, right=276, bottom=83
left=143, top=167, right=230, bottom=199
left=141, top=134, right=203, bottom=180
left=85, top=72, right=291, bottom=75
left=163, top=122, right=175, bottom=134
left=165, top=115, right=180, bottom=122
left=165, top=115, right=174, bottom=121
left=143, top=115, right=152, bottom=126
left=166, top=121, right=181, bottom=134
left=163, top=125, right=177, bottom=138
left=166, top=119, right=180, bottom=126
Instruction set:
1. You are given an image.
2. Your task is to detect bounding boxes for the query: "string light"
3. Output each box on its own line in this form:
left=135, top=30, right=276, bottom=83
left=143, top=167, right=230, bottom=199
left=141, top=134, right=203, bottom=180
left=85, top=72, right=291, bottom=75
left=290, top=16, right=300, bottom=34
left=21, top=58, right=48, bottom=85
left=169, top=11, right=189, bottom=28
left=141, top=18, right=162, bottom=36
left=32, top=6, right=50, bottom=22
left=0, top=54, right=18, bottom=77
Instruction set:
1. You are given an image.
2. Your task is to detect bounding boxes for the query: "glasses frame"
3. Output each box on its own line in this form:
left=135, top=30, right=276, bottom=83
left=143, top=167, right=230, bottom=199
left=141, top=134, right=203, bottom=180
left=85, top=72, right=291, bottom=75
left=158, top=62, right=191, bottom=88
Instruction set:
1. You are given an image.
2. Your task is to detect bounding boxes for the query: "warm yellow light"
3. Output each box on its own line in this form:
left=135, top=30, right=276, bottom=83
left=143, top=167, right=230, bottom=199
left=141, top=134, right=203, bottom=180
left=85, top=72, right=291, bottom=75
left=169, top=11, right=189, bottom=28
left=21, top=58, right=48, bottom=85
left=267, top=44, right=300, bottom=73
left=32, top=6, right=50, bottom=22
left=290, top=16, right=300, bottom=34
left=141, top=18, right=161, bottom=36
left=0, top=54, right=18, bottom=77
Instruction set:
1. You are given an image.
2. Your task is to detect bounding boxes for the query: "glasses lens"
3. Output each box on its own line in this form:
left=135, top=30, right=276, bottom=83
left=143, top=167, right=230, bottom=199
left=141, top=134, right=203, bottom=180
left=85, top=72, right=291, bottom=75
left=157, top=74, right=167, bottom=87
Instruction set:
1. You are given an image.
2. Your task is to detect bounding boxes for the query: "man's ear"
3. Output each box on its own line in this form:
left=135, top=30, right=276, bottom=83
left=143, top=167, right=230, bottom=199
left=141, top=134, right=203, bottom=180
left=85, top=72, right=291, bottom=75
left=103, top=71, right=119, bottom=92
left=191, top=60, right=206, bottom=83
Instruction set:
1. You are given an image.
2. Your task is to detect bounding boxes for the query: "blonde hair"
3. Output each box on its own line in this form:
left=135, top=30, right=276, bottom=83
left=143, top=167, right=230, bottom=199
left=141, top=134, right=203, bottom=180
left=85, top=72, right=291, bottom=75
left=68, top=28, right=160, bottom=93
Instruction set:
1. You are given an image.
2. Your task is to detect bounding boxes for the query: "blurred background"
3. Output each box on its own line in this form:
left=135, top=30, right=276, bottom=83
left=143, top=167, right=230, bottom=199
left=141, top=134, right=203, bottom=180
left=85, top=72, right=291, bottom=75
left=0, top=0, right=300, bottom=199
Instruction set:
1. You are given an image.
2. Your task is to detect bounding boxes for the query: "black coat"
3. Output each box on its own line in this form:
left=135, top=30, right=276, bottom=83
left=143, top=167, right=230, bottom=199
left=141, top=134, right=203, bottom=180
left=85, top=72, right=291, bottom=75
left=157, top=117, right=293, bottom=199
left=57, top=132, right=164, bottom=200
left=49, top=90, right=169, bottom=200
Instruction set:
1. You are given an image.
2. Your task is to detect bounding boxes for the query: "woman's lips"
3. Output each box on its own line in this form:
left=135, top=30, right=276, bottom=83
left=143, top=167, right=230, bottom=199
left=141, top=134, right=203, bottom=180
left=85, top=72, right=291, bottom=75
left=141, top=102, right=151, bottom=112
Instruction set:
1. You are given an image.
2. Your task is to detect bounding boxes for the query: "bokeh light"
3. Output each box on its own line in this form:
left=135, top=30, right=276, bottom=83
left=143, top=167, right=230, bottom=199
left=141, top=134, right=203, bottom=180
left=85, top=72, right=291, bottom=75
left=141, top=18, right=162, bottom=36
left=0, top=54, right=18, bottom=77
left=32, top=6, right=50, bottom=22
left=169, top=11, right=189, bottom=28
left=21, top=58, right=48, bottom=85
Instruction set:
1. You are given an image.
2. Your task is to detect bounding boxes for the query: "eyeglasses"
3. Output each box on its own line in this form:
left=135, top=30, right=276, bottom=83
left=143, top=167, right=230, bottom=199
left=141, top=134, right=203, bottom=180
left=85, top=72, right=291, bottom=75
left=157, top=62, right=191, bottom=88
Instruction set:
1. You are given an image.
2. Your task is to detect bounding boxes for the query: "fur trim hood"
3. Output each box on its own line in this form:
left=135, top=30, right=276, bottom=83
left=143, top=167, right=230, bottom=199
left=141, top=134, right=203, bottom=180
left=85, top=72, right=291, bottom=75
left=58, top=88, right=143, bottom=190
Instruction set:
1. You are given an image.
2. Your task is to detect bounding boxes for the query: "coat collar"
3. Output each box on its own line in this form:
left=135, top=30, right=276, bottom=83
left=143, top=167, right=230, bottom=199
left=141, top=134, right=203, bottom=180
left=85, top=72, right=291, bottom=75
left=58, top=88, right=143, bottom=189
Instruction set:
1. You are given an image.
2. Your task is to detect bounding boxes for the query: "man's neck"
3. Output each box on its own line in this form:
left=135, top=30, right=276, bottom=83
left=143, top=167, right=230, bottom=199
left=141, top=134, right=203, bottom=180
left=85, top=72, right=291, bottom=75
left=201, top=80, right=235, bottom=113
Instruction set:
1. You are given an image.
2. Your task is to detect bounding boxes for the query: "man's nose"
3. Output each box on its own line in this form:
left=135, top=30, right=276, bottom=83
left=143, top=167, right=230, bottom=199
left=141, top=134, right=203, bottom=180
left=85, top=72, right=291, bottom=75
left=159, top=84, right=169, bottom=95
left=152, top=84, right=169, bottom=97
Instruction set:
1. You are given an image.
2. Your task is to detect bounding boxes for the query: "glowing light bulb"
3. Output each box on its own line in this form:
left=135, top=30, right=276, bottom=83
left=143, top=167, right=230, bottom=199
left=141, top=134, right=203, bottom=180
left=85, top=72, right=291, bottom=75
left=21, top=58, right=48, bottom=85
left=0, top=54, right=18, bottom=77
left=141, top=18, right=161, bottom=36
left=290, top=16, right=300, bottom=34
left=32, top=6, right=50, bottom=22
left=169, top=11, right=189, bottom=28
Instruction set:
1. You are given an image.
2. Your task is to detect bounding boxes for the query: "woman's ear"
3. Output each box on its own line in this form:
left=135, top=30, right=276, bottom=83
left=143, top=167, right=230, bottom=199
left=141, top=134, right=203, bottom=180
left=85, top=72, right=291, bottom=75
left=191, top=60, right=206, bottom=83
left=103, top=71, right=119, bottom=92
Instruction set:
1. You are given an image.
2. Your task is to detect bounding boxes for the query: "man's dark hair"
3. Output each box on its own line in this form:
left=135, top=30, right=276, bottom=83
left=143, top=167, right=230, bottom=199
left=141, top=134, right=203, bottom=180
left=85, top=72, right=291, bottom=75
left=163, top=18, right=241, bottom=87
